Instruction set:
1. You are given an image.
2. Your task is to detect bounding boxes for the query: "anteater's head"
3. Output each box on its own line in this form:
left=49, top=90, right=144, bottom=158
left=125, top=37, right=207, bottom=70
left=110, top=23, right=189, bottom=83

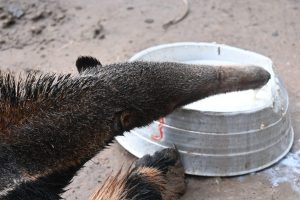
left=76, top=57, right=270, bottom=134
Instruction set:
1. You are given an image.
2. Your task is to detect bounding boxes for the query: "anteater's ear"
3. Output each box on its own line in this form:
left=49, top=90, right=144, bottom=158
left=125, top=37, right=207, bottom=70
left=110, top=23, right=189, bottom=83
left=76, top=56, right=102, bottom=73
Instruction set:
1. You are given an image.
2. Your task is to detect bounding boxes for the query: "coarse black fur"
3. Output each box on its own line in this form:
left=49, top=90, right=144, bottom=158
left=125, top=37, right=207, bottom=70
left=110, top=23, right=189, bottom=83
left=3, top=165, right=81, bottom=200
left=134, top=147, right=179, bottom=174
left=124, top=173, right=163, bottom=200
left=0, top=58, right=270, bottom=199
left=76, top=56, right=102, bottom=74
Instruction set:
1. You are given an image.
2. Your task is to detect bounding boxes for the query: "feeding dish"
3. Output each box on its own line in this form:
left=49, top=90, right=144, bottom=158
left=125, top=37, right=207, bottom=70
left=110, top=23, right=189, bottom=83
left=116, top=42, right=293, bottom=176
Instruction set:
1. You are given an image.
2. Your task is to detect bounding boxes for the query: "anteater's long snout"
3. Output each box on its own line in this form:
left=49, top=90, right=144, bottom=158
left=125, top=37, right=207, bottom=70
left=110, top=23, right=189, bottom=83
left=99, top=62, right=271, bottom=109
left=169, top=64, right=271, bottom=109
left=214, top=65, right=271, bottom=93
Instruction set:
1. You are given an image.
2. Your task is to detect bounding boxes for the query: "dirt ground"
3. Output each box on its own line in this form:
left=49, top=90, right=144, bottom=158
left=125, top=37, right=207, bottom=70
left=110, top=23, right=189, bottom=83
left=1, top=0, right=300, bottom=199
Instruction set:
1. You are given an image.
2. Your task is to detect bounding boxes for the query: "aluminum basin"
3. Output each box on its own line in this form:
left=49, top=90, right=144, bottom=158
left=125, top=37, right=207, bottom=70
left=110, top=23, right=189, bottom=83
left=116, top=42, right=294, bottom=176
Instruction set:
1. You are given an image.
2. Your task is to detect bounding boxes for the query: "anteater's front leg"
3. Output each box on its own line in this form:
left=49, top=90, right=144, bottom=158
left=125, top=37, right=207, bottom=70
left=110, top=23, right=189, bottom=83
left=89, top=148, right=185, bottom=200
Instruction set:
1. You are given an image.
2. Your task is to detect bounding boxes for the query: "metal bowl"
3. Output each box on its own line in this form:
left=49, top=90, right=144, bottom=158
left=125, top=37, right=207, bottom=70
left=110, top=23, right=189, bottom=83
left=116, top=42, right=294, bottom=176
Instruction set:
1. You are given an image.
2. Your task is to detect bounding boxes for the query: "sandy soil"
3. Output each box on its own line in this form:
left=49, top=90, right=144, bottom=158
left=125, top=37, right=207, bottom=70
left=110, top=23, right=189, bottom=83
left=1, top=0, right=300, bottom=199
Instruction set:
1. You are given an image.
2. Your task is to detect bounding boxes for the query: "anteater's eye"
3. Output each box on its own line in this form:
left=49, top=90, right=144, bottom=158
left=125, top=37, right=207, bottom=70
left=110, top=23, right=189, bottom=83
left=120, top=111, right=131, bottom=129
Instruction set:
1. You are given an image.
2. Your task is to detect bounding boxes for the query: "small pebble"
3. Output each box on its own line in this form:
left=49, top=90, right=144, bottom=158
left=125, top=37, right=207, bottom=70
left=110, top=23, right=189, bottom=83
left=272, top=31, right=279, bottom=37
left=1, top=16, right=15, bottom=28
left=75, top=6, right=83, bottom=10
left=127, top=6, right=134, bottom=10
left=144, top=18, right=154, bottom=24
left=31, top=25, right=45, bottom=35
left=30, top=11, right=45, bottom=21
left=7, top=4, right=25, bottom=18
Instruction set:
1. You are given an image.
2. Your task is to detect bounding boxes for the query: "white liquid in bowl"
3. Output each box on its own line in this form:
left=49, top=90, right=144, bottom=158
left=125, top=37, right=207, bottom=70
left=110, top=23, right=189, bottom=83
left=183, top=60, right=274, bottom=113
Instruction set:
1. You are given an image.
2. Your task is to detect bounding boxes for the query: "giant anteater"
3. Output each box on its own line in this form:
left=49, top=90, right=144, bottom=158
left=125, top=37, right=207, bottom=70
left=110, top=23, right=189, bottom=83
left=0, top=56, right=270, bottom=199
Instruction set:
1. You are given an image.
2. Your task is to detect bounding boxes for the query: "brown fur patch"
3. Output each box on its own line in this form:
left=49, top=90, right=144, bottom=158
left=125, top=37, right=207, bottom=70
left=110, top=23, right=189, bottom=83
left=88, top=168, right=128, bottom=200
left=89, top=166, right=165, bottom=200
left=136, top=167, right=161, bottom=177
left=135, top=167, right=166, bottom=189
